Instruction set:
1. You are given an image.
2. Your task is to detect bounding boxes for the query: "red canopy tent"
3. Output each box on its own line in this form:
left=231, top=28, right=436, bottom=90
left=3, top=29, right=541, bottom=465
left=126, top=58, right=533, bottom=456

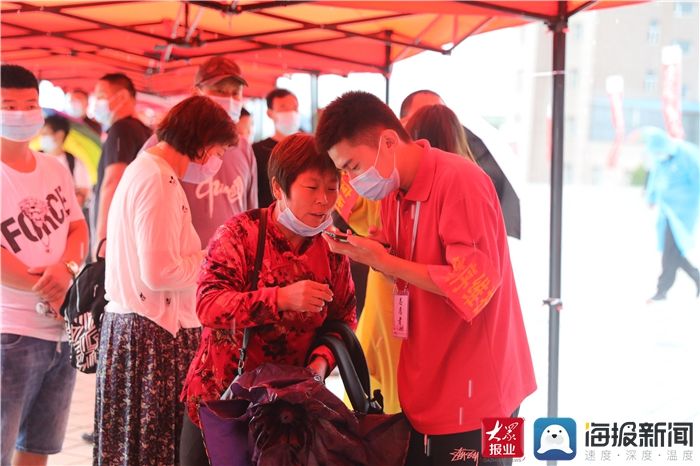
left=1, top=0, right=645, bottom=425
left=1, top=1, right=637, bottom=97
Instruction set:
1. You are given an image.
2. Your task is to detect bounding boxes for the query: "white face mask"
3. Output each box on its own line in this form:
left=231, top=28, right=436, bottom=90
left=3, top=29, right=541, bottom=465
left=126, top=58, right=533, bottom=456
left=92, top=98, right=113, bottom=128
left=276, top=196, right=333, bottom=237
left=182, top=156, right=223, bottom=184
left=274, top=111, right=301, bottom=136
left=65, top=101, right=85, bottom=119
left=40, top=135, right=59, bottom=153
left=349, top=138, right=400, bottom=200
left=0, top=109, right=45, bottom=142
left=209, top=95, right=243, bottom=123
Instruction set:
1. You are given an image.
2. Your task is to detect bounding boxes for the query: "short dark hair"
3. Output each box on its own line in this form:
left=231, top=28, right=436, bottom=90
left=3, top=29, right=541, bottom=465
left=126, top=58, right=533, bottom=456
left=399, top=89, right=440, bottom=119
left=1, top=64, right=39, bottom=90
left=268, top=133, right=339, bottom=197
left=265, top=88, right=295, bottom=109
left=69, top=89, right=89, bottom=99
left=44, top=114, right=71, bottom=141
left=98, top=73, right=137, bottom=98
left=405, top=105, right=474, bottom=161
left=156, top=95, right=238, bottom=161
left=315, top=91, right=409, bottom=153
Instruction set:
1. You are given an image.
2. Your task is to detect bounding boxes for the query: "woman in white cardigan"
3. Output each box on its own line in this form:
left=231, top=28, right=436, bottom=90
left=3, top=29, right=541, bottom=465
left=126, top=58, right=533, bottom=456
left=94, top=96, right=238, bottom=466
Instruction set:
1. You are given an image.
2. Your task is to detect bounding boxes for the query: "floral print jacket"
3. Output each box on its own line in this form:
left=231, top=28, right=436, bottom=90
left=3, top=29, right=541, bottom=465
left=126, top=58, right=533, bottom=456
left=182, top=207, right=357, bottom=425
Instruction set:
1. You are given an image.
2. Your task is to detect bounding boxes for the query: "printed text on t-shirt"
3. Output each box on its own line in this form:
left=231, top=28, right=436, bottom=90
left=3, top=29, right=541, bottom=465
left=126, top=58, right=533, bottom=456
left=1, top=185, right=72, bottom=253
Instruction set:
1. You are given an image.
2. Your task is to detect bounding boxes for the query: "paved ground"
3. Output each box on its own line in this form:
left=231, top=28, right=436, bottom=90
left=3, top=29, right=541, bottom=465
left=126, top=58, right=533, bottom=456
left=49, top=184, right=699, bottom=465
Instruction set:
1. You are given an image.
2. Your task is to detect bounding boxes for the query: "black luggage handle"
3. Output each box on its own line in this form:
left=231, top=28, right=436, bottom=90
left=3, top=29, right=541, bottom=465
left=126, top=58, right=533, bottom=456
left=309, top=321, right=383, bottom=415
left=315, top=320, right=371, bottom=393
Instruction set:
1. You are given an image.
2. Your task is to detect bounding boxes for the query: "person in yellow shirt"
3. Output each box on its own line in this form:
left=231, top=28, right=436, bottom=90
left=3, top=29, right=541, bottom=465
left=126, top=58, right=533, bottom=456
left=334, top=173, right=401, bottom=414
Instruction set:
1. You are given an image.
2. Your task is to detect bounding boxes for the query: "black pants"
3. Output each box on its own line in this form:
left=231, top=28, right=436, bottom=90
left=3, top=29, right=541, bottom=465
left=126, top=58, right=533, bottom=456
left=405, top=428, right=512, bottom=466
left=180, top=413, right=209, bottom=466
left=656, top=225, right=700, bottom=297
left=405, top=409, right=519, bottom=466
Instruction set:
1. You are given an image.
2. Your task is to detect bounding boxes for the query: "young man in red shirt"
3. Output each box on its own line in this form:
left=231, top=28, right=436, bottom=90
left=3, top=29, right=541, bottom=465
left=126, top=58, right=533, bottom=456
left=316, top=91, right=536, bottom=466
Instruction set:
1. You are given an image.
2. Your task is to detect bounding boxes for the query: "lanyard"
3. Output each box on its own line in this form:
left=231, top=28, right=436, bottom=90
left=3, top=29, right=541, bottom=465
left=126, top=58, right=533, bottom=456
left=395, top=200, right=421, bottom=262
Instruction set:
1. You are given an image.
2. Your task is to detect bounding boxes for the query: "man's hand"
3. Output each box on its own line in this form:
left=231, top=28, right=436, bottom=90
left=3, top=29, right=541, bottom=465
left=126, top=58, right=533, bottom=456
left=28, top=263, right=72, bottom=308
left=276, top=280, right=333, bottom=313
left=366, top=226, right=388, bottom=244
left=323, top=231, right=390, bottom=272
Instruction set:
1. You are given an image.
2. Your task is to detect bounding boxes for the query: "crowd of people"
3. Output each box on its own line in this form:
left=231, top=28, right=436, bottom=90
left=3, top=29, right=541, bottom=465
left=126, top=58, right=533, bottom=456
left=3, top=52, right=695, bottom=466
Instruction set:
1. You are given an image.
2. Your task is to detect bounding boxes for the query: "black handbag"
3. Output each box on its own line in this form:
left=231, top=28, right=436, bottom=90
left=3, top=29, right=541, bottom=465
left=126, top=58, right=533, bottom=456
left=60, top=239, right=107, bottom=373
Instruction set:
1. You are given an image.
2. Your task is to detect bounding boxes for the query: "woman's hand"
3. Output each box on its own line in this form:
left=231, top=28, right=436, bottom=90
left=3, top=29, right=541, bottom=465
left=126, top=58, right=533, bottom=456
left=307, top=356, right=329, bottom=382
left=276, top=280, right=333, bottom=313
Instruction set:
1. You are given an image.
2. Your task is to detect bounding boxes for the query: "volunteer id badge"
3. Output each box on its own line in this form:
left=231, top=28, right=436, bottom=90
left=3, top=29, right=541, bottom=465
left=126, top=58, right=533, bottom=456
left=393, top=287, right=409, bottom=339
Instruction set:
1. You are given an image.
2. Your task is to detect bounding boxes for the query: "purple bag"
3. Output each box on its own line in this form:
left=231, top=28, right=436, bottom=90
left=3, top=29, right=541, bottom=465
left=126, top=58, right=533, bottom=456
left=199, top=364, right=409, bottom=466
left=199, top=398, right=252, bottom=466
left=200, top=364, right=361, bottom=466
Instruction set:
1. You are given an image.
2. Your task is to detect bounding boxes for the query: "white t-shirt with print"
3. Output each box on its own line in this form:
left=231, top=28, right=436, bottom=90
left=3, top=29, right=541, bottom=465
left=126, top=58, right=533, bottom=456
left=1, top=151, right=84, bottom=341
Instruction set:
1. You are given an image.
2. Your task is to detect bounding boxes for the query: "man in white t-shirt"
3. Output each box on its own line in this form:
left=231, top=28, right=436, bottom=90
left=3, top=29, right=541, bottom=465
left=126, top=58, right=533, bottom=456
left=39, top=113, right=93, bottom=208
left=1, top=64, right=89, bottom=466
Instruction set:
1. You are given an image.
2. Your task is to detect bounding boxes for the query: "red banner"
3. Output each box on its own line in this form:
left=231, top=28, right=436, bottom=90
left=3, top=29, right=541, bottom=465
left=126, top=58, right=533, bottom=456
left=606, top=75, right=625, bottom=168
left=661, top=45, right=685, bottom=139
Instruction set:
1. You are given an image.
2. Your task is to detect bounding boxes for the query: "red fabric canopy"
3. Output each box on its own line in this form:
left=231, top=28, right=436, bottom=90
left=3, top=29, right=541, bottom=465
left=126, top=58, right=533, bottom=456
left=0, top=1, right=642, bottom=97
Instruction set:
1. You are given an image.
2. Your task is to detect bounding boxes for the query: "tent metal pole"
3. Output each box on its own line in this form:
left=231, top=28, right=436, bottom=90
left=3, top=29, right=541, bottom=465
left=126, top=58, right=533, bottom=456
left=310, top=72, right=320, bottom=132
left=384, top=30, right=393, bottom=104
left=385, top=75, right=390, bottom=105
left=547, top=5, right=567, bottom=463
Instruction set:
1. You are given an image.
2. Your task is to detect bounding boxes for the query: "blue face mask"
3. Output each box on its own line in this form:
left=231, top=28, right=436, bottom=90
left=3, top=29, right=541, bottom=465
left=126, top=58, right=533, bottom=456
left=208, top=95, right=242, bottom=123
left=1, top=109, right=44, bottom=142
left=92, top=98, right=113, bottom=129
left=349, top=138, right=400, bottom=200
left=277, top=196, right=333, bottom=237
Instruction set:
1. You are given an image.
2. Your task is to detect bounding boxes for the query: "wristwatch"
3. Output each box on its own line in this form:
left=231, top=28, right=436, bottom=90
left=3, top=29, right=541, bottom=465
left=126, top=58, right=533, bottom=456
left=65, top=261, right=80, bottom=278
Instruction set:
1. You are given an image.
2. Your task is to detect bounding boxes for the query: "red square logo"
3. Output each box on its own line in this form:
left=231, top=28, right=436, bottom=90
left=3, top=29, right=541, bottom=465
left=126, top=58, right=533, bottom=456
left=481, top=417, right=525, bottom=458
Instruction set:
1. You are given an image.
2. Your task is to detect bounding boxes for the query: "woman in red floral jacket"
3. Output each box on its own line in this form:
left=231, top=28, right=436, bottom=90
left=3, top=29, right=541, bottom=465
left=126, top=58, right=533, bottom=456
left=180, top=133, right=357, bottom=466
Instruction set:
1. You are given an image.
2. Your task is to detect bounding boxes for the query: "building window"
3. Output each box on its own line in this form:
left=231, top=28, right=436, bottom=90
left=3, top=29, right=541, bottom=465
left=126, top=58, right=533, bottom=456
left=647, top=20, right=660, bottom=45
left=672, top=40, right=691, bottom=54
left=674, top=2, right=693, bottom=17
left=644, top=71, right=658, bottom=93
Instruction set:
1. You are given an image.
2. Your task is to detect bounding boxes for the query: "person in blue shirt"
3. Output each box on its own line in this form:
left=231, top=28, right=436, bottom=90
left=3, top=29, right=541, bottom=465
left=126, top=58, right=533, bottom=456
left=643, top=127, right=700, bottom=301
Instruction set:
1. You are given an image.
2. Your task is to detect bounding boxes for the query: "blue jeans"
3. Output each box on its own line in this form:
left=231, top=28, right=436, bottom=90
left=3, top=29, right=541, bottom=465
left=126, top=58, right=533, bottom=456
left=1, top=334, right=76, bottom=465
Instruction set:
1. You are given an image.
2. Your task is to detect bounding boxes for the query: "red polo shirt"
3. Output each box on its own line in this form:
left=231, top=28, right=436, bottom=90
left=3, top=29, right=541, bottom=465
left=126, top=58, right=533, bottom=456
left=381, top=141, right=536, bottom=435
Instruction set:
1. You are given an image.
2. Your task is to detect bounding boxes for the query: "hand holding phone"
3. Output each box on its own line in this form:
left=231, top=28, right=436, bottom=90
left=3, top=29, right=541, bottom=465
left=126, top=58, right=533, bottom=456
left=323, top=229, right=390, bottom=249
left=323, top=230, right=351, bottom=243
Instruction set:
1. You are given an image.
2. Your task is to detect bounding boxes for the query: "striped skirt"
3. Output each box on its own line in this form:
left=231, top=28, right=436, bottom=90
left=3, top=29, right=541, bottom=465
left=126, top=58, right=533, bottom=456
left=93, top=312, right=201, bottom=466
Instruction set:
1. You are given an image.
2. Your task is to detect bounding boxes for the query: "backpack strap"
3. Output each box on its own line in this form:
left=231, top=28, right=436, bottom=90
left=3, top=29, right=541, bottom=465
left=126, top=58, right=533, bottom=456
left=65, top=152, right=76, bottom=176
left=238, top=208, right=268, bottom=376
left=95, top=238, right=107, bottom=260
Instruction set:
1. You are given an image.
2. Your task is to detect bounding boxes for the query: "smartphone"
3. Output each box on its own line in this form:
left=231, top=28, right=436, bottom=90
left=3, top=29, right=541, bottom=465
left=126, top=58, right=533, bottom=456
left=323, top=230, right=391, bottom=249
left=323, top=230, right=352, bottom=243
